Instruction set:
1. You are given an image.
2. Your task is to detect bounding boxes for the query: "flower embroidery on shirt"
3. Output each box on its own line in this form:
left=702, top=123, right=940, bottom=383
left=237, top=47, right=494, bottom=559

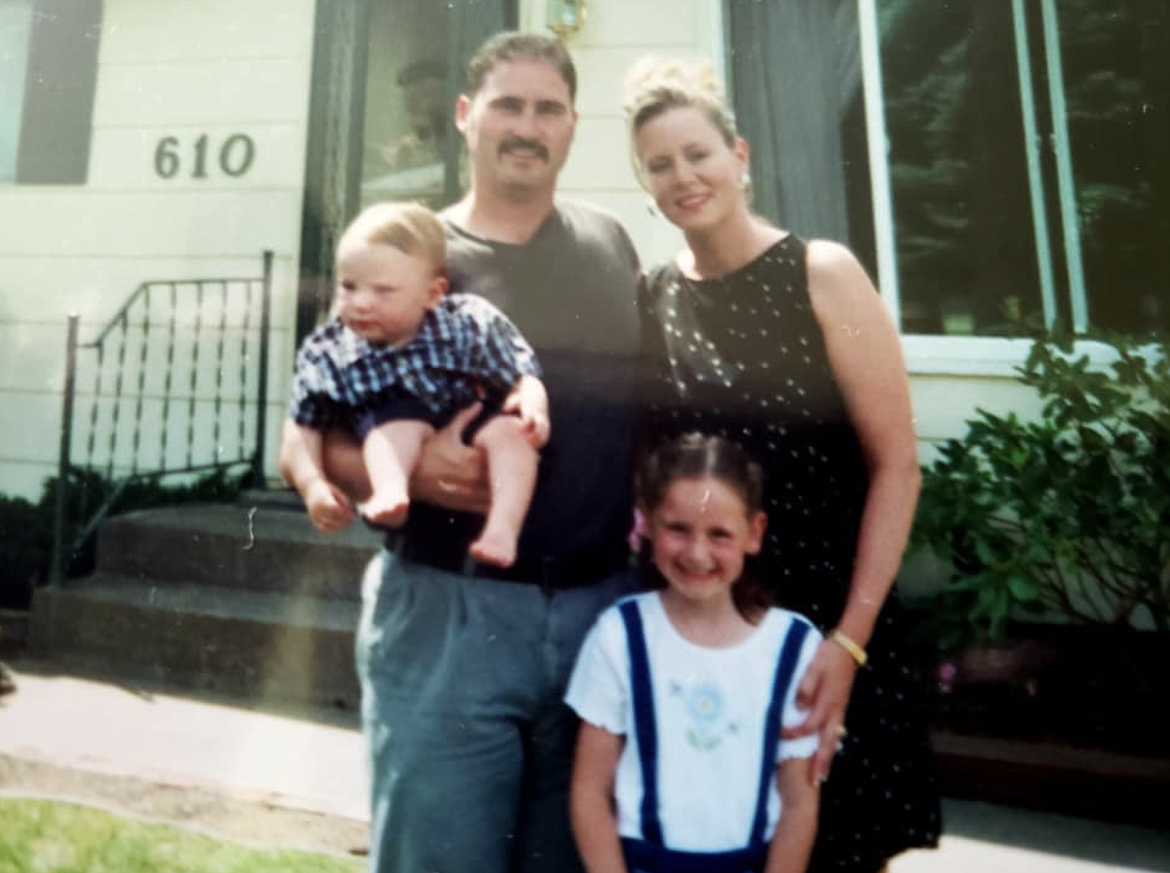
left=686, top=683, right=724, bottom=750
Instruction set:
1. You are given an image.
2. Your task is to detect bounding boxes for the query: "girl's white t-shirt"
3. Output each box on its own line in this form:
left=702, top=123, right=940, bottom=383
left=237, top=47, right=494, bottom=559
left=565, top=591, right=821, bottom=853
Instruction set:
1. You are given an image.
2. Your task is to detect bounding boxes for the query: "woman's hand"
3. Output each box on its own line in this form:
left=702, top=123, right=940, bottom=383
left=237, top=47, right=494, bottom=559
left=781, top=638, right=859, bottom=786
left=409, top=402, right=491, bottom=513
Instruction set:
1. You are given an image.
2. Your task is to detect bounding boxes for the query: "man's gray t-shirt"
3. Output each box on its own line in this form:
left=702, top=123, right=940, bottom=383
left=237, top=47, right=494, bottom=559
left=400, top=200, right=643, bottom=575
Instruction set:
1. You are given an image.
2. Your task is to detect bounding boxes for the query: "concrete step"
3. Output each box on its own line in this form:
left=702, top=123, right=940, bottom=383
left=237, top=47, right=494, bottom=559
left=29, top=573, right=361, bottom=710
left=94, top=500, right=383, bottom=600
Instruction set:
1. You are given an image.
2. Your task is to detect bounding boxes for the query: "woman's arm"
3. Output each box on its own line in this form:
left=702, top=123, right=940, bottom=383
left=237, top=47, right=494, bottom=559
left=764, top=759, right=820, bottom=873
left=787, top=239, right=921, bottom=782
left=570, top=722, right=628, bottom=873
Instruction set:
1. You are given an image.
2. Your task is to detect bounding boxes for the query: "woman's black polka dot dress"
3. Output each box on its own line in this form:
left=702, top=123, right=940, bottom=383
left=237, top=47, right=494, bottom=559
left=640, top=234, right=941, bottom=873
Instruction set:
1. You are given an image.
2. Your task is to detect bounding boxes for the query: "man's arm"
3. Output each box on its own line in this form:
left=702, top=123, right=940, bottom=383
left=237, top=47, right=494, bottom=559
left=319, top=403, right=492, bottom=515
left=279, top=419, right=356, bottom=532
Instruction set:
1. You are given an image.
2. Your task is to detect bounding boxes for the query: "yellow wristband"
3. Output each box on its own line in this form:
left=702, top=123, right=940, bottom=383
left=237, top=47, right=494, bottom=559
left=829, top=629, right=867, bottom=667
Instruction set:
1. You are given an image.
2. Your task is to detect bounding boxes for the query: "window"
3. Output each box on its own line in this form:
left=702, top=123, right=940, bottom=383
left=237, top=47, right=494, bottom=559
left=1055, top=1, right=1169, bottom=335
left=726, top=0, right=1168, bottom=338
left=875, top=0, right=1168, bottom=336
left=0, top=0, right=33, bottom=182
left=358, top=0, right=518, bottom=210
left=0, top=0, right=102, bottom=185
left=297, top=0, right=516, bottom=339
left=876, top=2, right=1041, bottom=335
left=359, top=2, right=452, bottom=210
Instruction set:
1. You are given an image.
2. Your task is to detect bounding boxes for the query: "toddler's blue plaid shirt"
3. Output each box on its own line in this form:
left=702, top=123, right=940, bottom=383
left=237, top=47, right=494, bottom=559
left=289, top=292, right=540, bottom=429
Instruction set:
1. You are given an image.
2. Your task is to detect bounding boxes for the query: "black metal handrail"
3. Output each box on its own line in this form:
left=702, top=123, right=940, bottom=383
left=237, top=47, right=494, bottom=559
left=49, top=251, right=274, bottom=584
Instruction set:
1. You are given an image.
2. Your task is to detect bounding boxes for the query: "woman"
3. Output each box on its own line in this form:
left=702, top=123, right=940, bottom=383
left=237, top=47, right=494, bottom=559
left=625, top=56, right=941, bottom=872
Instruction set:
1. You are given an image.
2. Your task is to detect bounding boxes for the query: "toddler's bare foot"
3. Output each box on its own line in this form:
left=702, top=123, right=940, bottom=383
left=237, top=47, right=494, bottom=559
left=362, top=489, right=409, bottom=528
left=469, top=529, right=518, bottom=568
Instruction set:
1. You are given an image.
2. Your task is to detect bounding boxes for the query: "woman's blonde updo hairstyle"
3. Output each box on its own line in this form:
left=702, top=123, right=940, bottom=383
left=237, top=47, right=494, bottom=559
left=622, top=55, right=739, bottom=147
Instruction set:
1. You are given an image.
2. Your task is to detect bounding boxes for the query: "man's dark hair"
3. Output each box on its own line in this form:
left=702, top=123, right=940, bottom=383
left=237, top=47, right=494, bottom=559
left=397, top=58, right=445, bottom=88
left=465, top=31, right=577, bottom=102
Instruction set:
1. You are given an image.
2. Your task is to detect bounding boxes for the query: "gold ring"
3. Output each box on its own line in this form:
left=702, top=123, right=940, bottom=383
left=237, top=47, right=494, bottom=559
left=836, top=725, right=848, bottom=738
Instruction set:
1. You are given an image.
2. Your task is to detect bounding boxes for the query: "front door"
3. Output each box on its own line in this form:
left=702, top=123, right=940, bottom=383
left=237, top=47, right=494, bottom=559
left=295, top=0, right=517, bottom=341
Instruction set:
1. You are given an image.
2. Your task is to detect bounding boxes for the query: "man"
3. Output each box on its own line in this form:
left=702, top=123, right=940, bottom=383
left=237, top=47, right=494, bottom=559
left=387, top=57, right=447, bottom=172
left=363, top=58, right=449, bottom=207
left=298, top=32, right=642, bottom=873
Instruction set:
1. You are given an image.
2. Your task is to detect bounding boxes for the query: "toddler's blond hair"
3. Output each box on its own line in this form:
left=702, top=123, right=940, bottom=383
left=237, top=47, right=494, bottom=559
left=338, top=201, right=446, bottom=273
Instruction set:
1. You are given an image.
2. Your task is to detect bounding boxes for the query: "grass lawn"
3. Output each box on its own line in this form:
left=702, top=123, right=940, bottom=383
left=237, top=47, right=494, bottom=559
left=0, top=798, right=364, bottom=873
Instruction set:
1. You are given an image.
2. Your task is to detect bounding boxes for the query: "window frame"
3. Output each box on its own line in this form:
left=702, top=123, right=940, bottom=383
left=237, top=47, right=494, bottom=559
left=5, top=0, right=103, bottom=186
left=858, top=0, right=1160, bottom=366
left=0, top=0, right=34, bottom=183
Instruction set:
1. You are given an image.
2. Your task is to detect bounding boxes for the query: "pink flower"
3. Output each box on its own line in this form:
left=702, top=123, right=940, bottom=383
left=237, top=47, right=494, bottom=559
left=937, top=661, right=957, bottom=695
left=628, top=509, right=646, bottom=552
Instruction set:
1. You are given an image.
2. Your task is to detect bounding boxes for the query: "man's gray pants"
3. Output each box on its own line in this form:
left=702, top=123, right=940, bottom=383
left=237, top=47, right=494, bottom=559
left=356, top=548, right=636, bottom=873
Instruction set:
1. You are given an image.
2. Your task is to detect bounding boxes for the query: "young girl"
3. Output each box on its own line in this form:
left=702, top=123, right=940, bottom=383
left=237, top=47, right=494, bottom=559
left=625, top=54, right=940, bottom=872
left=567, top=433, right=822, bottom=873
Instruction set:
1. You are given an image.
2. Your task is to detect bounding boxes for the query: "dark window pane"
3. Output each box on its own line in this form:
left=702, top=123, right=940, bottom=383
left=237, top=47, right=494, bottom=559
left=0, top=0, right=33, bottom=182
left=361, top=1, right=450, bottom=208
left=359, top=0, right=515, bottom=211
left=15, top=0, right=102, bottom=184
left=1059, top=0, right=1170, bottom=334
left=880, top=1, right=1043, bottom=335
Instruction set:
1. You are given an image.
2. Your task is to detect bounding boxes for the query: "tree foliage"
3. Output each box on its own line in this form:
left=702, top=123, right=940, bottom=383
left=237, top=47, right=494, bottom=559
left=0, top=467, right=247, bottom=609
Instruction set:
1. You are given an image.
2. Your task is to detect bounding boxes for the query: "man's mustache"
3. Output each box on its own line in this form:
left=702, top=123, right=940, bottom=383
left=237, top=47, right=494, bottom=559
left=499, top=138, right=549, bottom=160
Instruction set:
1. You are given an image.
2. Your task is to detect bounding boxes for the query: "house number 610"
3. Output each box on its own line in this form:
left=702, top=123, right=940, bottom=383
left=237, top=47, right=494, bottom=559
left=154, top=134, right=256, bottom=179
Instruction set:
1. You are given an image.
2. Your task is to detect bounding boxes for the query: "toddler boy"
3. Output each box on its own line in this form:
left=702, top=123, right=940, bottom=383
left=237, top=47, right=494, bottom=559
left=280, top=201, right=548, bottom=567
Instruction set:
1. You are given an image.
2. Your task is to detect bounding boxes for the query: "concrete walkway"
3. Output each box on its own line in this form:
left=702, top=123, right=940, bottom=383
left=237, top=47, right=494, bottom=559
left=2, top=661, right=1168, bottom=870
left=0, top=662, right=367, bottom=822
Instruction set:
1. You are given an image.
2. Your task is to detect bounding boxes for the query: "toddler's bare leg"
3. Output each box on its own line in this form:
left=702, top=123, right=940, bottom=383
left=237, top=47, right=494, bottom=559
left=361, top=419, right=434, bottom=527
left=468, top=416, right=538, bottom=567
left=322, top=426, right=371, bottom=502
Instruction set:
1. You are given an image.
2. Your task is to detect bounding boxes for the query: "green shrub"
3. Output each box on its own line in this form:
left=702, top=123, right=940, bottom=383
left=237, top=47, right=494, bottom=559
left=0, top=467, right=247, bottom=609
left=0, top=494, right=53, bottom=609
left=912, top=332, right=1170, bottom=650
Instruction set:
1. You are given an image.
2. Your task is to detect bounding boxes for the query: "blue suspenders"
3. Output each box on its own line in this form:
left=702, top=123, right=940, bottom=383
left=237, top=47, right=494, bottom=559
left=617, top=600, right=810, bottom=873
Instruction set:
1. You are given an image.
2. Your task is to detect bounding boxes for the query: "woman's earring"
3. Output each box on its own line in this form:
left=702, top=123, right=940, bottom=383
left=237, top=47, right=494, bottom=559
left=740, top=171, right=751, bottom=190
left=645, top=197, right=658, bottom=217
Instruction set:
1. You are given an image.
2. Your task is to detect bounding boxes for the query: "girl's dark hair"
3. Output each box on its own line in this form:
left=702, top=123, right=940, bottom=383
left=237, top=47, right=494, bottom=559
left=636, top=432, right=773, bottom=620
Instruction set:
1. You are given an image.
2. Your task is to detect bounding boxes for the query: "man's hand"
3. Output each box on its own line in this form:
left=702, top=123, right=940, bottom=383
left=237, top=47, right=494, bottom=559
left=409, top=402, right=491, bottom=513
left=781, top=639, right=859, bottom=786
left=304, top=478, right=356, bottom=532
left=503, top=375, right=550, bottom=448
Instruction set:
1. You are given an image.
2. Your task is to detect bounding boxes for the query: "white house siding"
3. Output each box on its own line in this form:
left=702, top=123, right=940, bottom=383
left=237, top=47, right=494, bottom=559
left=548, top=0, right=713, bottom=269
left=0, top=0, right=317, bottom=498
left=0, top=0, right=1034, bottom=506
